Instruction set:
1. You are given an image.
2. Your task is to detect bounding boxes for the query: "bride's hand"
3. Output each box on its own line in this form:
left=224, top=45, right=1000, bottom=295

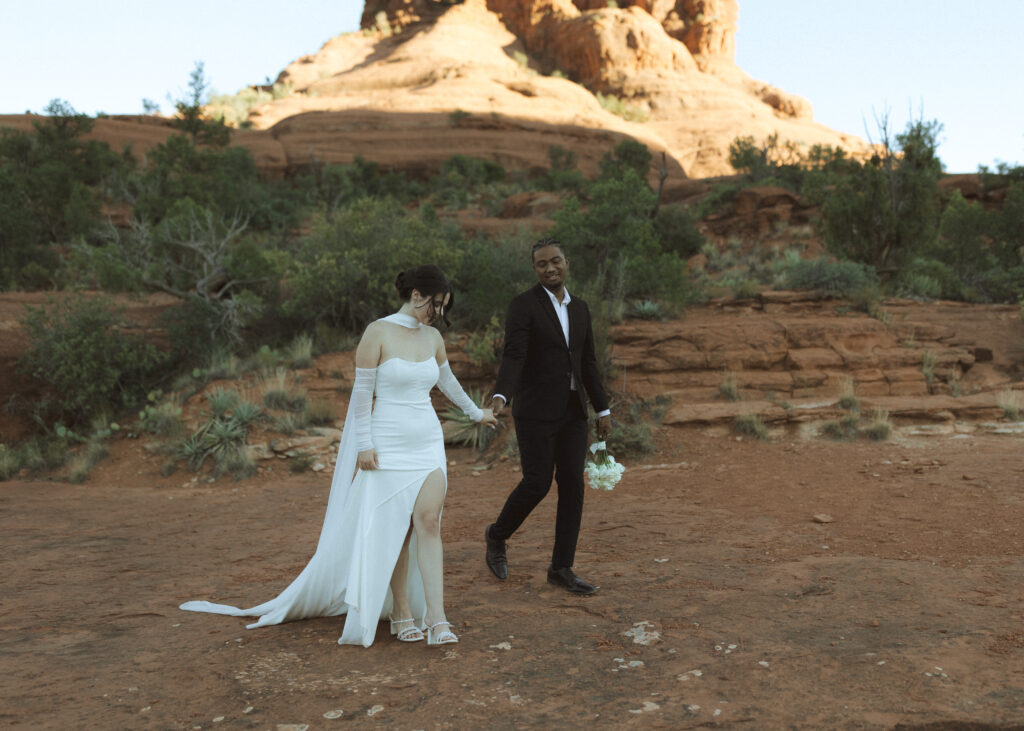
left=357, top=448, right=379, bottom=470
left=479, top=409, right=498, bottom=429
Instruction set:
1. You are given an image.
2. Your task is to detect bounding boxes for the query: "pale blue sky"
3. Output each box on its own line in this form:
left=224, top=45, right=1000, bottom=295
left=4, top=1, right=1021, bottom=173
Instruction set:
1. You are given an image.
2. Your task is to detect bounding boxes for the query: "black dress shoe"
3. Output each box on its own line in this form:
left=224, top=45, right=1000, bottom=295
left=485, top=524, right=508, bottom=580
left=547, top=566, right=597, bottom=595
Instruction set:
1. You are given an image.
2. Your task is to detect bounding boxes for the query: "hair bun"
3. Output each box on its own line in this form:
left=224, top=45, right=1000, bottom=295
left=394, top=270, right=407, bottom=290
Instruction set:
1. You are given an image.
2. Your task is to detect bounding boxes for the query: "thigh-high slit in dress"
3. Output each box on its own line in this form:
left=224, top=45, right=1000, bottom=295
left=180, top=356, right=449, bottom=647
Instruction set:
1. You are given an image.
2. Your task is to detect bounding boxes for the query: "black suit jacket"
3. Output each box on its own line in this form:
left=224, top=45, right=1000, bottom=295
left=493, top=284, right=609, bottom=421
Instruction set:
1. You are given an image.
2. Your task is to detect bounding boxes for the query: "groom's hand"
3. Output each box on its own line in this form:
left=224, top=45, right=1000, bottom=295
left=489, top=396, right=505, bottom=417
left=596, top=414, right=611, bottom=440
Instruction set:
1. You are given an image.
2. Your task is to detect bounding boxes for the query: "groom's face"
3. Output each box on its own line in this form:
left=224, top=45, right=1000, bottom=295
left=533, top=244, right=568, bottom=290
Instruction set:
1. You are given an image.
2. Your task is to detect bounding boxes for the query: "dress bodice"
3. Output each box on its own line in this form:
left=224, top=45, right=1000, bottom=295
left=375, top=358, right=439, bottom=405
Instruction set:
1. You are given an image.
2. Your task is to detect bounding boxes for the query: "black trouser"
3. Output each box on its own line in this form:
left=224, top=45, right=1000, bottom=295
left=492, top=396, right=588, bottom=570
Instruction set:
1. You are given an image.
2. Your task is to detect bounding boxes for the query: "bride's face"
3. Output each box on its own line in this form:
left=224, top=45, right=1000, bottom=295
left=412, top=290, right=451, bottom=325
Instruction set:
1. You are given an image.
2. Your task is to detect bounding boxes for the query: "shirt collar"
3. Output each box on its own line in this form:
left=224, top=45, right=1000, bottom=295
left=543, top=285, right=571, bottom=307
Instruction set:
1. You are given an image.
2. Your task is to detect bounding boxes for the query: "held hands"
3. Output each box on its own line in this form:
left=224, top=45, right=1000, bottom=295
left=596, top=414, right=611, bottom=441
left=489, top=396, right=506, bottom=418
left=357, top=448, right=379, bottom=471
left=479, top=408, right=499, bottom=429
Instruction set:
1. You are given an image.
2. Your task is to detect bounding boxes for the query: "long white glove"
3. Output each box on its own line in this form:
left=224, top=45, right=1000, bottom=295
left=437, top=362, right=484, bottom=422
left=351, top=367, right=377, bottom=451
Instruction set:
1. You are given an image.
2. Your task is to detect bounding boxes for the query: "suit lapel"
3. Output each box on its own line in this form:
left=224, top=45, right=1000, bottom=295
left=532, top=284, right=569, bottom=350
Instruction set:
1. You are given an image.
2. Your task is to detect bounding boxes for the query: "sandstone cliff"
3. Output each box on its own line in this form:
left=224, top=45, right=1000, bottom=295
left=237, top=0, right=869, bottom=177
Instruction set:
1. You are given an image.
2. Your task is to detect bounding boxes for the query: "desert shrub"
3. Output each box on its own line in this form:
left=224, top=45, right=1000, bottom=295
left=18, top=296, right=168, bottom=425
left=464, top=315, right=504, bottom=366
left=306, top=157, right=425, bottom=218
left=128, top=135, right=303, bottom=231
left=535, top=146, right=585, bottom=192
left=67, top=417, right=118, bottom=483
left=837, top=377, right=859, bottom=412
left=10, top=437, right=70, bottom=475
left=998, top=389, right=1021, bottom=421
left=629, top=300, right=665, bottom=321
left=208, top=81, right=292, bottom=127
left=550, top=165, right=691, bottom=302
left=261, top=368, right=307, bottom=412
left=719, top=373, right=740, bottom=401
left=0, top=100, right=124, bottom=287
left=862, top=409, right=892, bottom=441
left=728, top=133, right=807, bottom=191
left=776, top=254, right=879, bottom=297
left=821, top=414, right=859, bottom=440
left=286, top=334, right=314, bottom=369
left=958, top=264, right=1024, bottom=304
left=730, top=277, right=761, bottom=299
left=595, top=92, right=648, bottom=123
left=819, top=118, right=943, bottom=271
left=284, top=197, right=466, bottom=332
left=453, top=230, right=538, bottom=330
left=598, top=139, right=651, bottom=180
left=897, top=258, right=960, bottom=300
left=896, top=263, right=945, bottom=300
left=160, top=296, right=227, bottom=368
left=574, top=262, right=626, bottom=379
left=921, top=350, right=937, bottom=385
left=652, top=204, right=705, bottom=260
left=606, top=395, right=669, bottom=456
left=934, top=190, right=993, bottom=273
left=734, top=413, right=768, bottom=440
left=430, top=155, right=506, bottom=209
left=305, top=398, right=339, bottom=426
left=137, top=399, right=184, bottom=437
left=695, top=183, right=740, bottom=218
left=0, top=445, right=20, bottom=481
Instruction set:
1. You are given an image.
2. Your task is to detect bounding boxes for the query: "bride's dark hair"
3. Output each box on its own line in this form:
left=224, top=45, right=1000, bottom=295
left=395, top=265, right=454, bottom=326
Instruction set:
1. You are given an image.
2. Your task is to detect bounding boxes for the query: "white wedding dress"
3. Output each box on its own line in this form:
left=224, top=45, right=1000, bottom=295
left=180, top=314, right=481, bottom=647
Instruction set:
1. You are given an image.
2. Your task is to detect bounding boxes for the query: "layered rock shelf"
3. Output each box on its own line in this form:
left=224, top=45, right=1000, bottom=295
left=609, top=292, right=1024, bottom=430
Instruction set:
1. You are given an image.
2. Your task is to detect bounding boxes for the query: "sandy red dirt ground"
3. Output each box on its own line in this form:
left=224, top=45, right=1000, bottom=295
left=4, top=426, right=1024, bottom=729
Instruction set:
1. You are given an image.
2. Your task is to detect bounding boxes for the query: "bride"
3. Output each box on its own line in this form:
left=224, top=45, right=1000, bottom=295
left=180, top=265, right=497, bottom=647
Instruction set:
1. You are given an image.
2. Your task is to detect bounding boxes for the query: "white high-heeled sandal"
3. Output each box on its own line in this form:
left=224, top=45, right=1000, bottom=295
left=389, top=617, right=424, bottom=642
left=427, top=621, right=458, bottom=646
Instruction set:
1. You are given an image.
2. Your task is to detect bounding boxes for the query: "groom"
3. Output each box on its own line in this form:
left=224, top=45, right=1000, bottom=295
left=485, top=237, right=611, bottom=594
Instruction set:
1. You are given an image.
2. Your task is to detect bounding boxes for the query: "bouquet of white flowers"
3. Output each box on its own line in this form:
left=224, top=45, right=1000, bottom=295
left=584, top=441, right=625, bottom=491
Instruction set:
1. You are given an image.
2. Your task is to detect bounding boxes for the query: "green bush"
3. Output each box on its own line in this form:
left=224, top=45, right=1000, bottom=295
left=18, top=296, right=168, bottom=425
left=734, top=413, right=768, bottom=440
left=453, top=231, right=536, bottom=330
left=535, top=146, right=585, bottom=192
left=551, top=168, right=683, bottom=300
left=653, top=204, right=705, bottom=260
left=283, top=197, right=466, bottom=332
left=776, top=254, right=879, bottom=297
left=728, top=133, right=808, bottom=191
left=465, top=315, right=504, bottom=366
left=605, top=395, right=669, bottom=456
left=818, top=119, right=943, bottom=271
left=430, top=155, right=507, bottom=209
left=595, top=93, right=648, bottom=123
left=130, top=135, right=304, bottom=231
left=0, top=100, right=124, bottom=287
left=305, top=157, right=425, bottom=217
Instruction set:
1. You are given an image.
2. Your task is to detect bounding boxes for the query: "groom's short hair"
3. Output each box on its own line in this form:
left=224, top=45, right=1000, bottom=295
left=531, top=237, right=566, bottom=262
